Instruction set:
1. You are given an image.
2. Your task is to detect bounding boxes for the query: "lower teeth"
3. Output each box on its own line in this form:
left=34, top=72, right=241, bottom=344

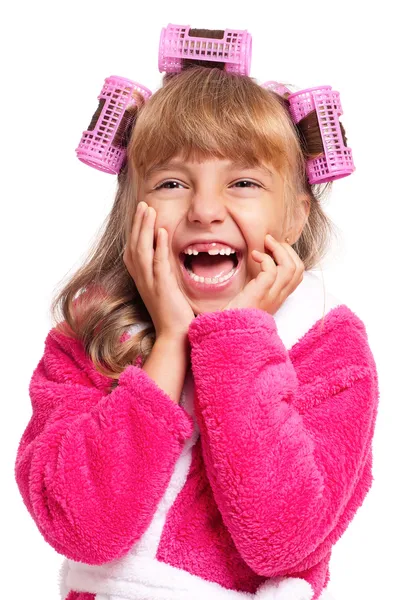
left=186, top=265, right=237, bottom=284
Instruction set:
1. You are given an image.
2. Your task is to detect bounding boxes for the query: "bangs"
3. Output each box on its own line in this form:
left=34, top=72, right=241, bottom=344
left=128, top=67, right=302, bottom=182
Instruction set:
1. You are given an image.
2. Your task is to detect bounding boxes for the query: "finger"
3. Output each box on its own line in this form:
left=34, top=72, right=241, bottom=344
left=243, top=269, right=276, bottom=304
left=252, top=249, right=278, bottom=274
left=282, top=242, right=305, bottom=281
left=153, top=228, right=171, bottom=278
left=264, top=235, right=296, bottom=268
left=130, top=201, right=147, bottom=251
left=264, top=235, right=297, bottom=290
left=251, top=251, right=278, bottom=291
left=137, top=206, right=155, bottom=283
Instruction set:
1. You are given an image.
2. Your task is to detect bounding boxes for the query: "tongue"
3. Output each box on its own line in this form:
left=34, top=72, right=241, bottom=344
left=190, top=254, right=235, bottom=278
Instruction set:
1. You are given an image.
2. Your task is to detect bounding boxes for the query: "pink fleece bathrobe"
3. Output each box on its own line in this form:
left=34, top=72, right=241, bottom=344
left=15, top=271, right=379, bottom=600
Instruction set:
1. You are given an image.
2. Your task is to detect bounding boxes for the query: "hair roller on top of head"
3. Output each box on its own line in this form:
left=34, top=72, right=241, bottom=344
left=158, top=24, right=252, bottom=75
left=76, top=76, right=152, bottom=174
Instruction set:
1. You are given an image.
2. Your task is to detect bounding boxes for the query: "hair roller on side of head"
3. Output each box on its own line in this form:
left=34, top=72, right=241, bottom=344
left=76, top=76, right=152, bottom=174
left=158, top=23, right=252, bottom=75
left=262, top=82, right=355, bottom=184
left=288, top=86, right=355, bottom=184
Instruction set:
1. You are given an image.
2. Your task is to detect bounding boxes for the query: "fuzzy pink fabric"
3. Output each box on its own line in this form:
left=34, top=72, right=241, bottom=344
left=15, top=305, right=379, bottom=600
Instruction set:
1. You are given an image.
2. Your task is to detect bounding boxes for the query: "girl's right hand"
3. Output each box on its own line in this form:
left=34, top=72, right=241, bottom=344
left=123, top=202, right=195, bottom=341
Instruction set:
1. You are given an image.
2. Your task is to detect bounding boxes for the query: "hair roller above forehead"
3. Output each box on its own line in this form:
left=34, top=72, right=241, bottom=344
left=158, top=24, right=252, bottom=75
left=75, top=23, right=355, bottom=185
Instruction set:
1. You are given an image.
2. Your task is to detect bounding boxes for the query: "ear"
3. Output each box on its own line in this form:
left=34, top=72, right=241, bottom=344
left=285, top=193, right=310, bottom=244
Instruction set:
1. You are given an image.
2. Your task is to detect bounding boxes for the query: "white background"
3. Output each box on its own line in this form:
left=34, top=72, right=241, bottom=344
left=1, top=1, right=396, bottom=599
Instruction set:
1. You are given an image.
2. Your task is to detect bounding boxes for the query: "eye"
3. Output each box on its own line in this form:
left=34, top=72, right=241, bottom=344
left=154, top=179, right=263, bottom=190
left=232, top=180, right=262, bottom=189
left=155, top=180, right=185, bottom=190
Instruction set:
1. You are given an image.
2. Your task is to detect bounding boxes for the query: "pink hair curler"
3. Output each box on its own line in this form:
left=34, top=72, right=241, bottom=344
left=158, top=24, right=252, bottom=76
left=76, top=76, right=152, bottom=174
left=262, top=82, right=354, bottom=184
left=288, top=86, right=354, bottom=184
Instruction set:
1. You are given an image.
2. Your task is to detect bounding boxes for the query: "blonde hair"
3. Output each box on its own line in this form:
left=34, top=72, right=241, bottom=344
left=51, top=66, right=339, bottom=383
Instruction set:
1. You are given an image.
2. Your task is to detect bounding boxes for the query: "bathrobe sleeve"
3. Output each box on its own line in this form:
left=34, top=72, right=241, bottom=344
left=15, top=327, right=193, bottom=565
left=187, top=305, right=379, bottom=577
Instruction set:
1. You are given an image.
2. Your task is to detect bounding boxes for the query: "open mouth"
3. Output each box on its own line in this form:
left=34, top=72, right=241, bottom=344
left=179, top=250, right=242, bottom=270
left=178, top=250, right=244, bottom=290
left=179, top=250, right=242, bottom=274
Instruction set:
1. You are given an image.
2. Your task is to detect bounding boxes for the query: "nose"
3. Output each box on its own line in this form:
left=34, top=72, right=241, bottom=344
left=186, top=190, right=227, bottom=225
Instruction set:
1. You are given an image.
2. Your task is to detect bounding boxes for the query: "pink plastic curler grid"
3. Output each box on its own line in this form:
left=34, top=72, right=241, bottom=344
left=76, top=76, right=152, bottom=174
left=158, top=23, right=252, bottom=76
left=287, top=86, right=355, bottom=184
left=262, top=83, right=354, bottom=185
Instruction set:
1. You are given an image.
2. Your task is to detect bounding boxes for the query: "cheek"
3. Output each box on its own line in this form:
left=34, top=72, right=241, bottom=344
left=153, top=213, right=174, bottom=239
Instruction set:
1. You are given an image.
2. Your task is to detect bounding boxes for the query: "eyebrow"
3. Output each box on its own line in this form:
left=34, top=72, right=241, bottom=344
left=146, top=160, right=274, bottom=180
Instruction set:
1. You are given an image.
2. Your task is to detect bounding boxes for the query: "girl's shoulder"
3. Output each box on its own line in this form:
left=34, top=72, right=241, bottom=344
left=44, top=326, right=115, bottom=392
left=274, top=270, right=360, bottom=351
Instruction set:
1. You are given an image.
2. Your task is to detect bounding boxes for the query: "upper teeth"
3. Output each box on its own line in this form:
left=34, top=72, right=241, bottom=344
left=183, top=246, right=236, bottom=256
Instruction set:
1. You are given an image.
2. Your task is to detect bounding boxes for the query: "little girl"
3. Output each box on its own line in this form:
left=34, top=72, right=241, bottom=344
left=15, top=25, right=379, bottom=600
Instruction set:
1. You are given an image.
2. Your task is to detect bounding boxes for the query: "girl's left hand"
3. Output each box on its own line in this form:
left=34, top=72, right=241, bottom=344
left=222, top=235, right=305, bottom=316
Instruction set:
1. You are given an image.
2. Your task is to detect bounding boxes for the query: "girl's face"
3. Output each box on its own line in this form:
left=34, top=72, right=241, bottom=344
left=138, top=155, right=307, bottom=316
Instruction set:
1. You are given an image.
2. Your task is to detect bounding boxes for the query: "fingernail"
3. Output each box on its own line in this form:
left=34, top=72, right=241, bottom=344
left=266, top=234, right=274, bottom=241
